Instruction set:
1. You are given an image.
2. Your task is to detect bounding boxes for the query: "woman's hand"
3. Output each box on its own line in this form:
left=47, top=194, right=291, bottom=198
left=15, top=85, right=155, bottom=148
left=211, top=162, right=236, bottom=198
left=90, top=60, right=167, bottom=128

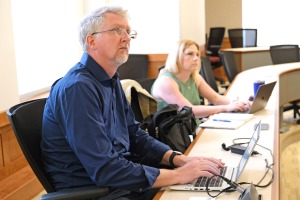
left=226, top=99, right=252, bottom=112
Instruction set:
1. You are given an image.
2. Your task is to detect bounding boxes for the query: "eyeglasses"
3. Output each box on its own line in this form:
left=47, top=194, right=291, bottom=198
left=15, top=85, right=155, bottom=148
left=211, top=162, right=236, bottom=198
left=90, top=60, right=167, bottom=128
left=91, top=27, right=137, bottom=39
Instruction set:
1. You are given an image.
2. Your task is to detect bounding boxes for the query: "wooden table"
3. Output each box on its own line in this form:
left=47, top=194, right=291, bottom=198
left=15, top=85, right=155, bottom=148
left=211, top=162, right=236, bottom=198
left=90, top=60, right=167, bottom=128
left=154, top=62, right=300, bottom=200
left=221, top=47, right=272, bottom=72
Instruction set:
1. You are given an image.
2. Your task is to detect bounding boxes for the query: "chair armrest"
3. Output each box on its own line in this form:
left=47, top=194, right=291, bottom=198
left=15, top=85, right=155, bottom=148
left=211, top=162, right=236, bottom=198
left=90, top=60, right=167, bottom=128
left=40, top=186, right=109, bottom=200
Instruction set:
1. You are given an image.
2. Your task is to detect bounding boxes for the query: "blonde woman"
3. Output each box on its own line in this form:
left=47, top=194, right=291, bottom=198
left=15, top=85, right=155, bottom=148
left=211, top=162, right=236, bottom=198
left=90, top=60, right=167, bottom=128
left=152, top=39, right=251, bottom=120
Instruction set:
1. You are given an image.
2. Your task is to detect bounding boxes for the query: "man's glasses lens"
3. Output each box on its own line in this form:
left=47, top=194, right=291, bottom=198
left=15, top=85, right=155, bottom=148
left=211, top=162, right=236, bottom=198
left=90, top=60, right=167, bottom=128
left=91, top=28, right=137, bottom=39
left=129, top=30, right=137, bottom=39
left=115, top=29, right=137, bottom=39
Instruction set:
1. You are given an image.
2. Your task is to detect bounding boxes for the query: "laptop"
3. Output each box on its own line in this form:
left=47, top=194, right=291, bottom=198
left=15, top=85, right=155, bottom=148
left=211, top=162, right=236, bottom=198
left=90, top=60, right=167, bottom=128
left=241, top=81, right=276, bottom=114
left=170, top=120, right=261, bottom=191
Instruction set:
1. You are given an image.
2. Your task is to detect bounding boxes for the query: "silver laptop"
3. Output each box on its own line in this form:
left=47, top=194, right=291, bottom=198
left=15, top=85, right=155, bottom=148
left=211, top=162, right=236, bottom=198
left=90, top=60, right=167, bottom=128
left=170, top=120, right=261, bottom=191
left=241, top=81, right=276, bottom=114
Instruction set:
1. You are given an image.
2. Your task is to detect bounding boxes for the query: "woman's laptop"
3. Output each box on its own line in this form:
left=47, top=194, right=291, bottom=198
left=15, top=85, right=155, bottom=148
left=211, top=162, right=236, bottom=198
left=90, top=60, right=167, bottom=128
left=169, top=120, right=261, bottom=191
left=238, top=81, right=277, bottom=114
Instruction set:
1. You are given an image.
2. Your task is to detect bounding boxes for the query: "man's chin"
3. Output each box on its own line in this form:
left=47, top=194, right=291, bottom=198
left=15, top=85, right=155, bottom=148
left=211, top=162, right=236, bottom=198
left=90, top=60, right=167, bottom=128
left=115, top=54, right=129, bottom=65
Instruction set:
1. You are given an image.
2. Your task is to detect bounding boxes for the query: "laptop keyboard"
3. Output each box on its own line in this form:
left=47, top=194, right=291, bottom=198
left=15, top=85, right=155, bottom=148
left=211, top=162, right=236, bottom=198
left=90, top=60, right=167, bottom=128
left=195, top=167, right=227, bottom=188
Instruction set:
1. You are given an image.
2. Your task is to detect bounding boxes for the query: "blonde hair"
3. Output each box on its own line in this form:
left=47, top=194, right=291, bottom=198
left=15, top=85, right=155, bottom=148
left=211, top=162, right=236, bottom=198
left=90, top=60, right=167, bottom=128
left=162, top=39, right=201, bottom=80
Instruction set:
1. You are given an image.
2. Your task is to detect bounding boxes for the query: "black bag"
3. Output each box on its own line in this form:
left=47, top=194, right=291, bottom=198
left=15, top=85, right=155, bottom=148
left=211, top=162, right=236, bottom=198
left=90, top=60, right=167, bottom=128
left=140, top=104, right=197, bottom=153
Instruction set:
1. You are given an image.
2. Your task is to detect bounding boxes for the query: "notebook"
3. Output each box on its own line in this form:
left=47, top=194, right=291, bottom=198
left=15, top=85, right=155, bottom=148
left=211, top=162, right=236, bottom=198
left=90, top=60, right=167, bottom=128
left=199, top=113, right=254, bottom=129
left=241, top=81, right=277, bottom=114
left=170, top=120, right=261, bottom=191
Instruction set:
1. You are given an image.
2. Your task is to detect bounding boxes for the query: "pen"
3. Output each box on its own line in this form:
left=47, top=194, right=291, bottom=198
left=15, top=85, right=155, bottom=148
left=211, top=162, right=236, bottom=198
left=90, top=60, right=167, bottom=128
left=213, top=119, right=231, bottom=122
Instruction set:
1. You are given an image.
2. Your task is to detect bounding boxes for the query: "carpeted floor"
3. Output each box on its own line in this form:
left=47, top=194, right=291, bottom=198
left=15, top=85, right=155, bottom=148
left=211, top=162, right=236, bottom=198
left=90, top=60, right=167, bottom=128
left=280, top=110, right=300, bottom=200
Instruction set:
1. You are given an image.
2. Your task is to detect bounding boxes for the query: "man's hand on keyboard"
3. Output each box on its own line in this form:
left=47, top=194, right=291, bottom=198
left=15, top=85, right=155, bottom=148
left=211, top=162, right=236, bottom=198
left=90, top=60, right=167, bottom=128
left=174, top=156, right=225, bottom=185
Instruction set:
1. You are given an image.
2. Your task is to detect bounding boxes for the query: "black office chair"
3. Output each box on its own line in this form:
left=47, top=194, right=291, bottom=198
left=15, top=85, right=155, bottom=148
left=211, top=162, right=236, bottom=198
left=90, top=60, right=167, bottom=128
left=270, top=45, right=300, bottom=64
left=200, top=57, right=221, bottom=93
left=136, top=78, right=156, bottom=94
left=118, top=54, right=148, bottom=80
left=158, top=65, right=165, bottom=73
left=200, top=57, right=226, bottom=105
left=6, top=98, right=109, bottom=200
left=206, top=27, right=226, bottom=83
left=269, top=44, right=300, bottom=122
left=228, top=28, right=257, bottom=48
left=219, top=51, right=239, bottom=83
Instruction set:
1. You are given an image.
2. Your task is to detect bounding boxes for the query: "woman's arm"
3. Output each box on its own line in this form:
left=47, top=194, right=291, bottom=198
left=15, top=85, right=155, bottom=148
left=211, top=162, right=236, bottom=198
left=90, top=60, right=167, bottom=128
left=152, top=75, right=250, bottom=118
left=152, top=76, right=194, bottom=108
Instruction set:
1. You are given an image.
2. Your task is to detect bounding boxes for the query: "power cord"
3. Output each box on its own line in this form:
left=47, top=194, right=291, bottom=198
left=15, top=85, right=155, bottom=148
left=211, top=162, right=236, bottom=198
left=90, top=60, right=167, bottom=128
left=222, top=143, right=261, bottom=156
left=232, top=138, right=274, bottom=165
left=232, top=137, right=275, bottom=188
left=207, top=138, right=275, bottom=198
left=205, top=175, right=242, bottom=198
left=239, top=158, right=274, bottom=188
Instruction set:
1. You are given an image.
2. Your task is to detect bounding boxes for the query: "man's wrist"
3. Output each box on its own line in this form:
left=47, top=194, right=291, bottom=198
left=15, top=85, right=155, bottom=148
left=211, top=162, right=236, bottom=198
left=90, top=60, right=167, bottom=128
left=169, top=151, right=183, bottom=168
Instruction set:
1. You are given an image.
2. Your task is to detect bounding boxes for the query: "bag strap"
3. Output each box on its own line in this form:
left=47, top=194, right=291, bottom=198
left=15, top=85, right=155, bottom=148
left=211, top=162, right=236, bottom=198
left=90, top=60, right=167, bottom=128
left=152, top=104, right=179, bottom=125
left=158, top=106, right=197, bottom=138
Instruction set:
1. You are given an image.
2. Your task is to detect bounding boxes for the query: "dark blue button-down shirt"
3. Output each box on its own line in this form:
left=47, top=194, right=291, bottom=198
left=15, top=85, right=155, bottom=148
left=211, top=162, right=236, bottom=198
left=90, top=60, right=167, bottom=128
left=41, top=52, right=171, bottom=191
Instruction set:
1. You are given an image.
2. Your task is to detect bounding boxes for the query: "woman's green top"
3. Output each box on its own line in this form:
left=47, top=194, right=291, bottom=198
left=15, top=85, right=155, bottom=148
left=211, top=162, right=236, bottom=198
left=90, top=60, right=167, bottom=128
left=152, top=72, right=202, bottom=124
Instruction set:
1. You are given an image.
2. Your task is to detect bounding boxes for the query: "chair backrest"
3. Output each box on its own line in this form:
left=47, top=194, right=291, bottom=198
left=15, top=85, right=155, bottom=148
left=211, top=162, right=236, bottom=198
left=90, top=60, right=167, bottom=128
left=136, top=78, right=156, bottom=94
left=270, top=45, right=300, bottom=64
left=228, top=28, right=257, bottom=48
left=200, top=57, right=219, bottom=93
left=206, top=27, right=225, bottom=56
left=158, top=65, right=165, bottom=72
left=118, top=54, right=148, bottom=80
left=6, top=98, right=55, bottom=193
left=219, top=51, right=239, bottom=83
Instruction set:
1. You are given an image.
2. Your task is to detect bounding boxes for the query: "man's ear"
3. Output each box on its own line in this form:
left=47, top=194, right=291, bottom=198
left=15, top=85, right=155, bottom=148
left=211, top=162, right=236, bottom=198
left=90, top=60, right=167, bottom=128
left=86, top=35, right=96, bottom=49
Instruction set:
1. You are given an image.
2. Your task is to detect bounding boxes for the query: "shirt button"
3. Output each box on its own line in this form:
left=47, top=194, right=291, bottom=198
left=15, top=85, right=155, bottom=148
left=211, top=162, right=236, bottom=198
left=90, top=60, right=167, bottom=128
left=113, top=140, right=119, bottom=145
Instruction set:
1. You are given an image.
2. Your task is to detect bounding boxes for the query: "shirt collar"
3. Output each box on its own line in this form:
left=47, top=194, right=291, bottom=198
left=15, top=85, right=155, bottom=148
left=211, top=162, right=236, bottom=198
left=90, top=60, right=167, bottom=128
left=80, top=52, right=120, bottom=83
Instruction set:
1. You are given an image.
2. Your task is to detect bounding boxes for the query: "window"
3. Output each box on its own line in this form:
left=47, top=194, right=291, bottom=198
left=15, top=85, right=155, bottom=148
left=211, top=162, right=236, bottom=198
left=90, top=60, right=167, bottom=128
left=11, top=0, right=83, bottom=98
left=10, top=0, right=181, bottom=99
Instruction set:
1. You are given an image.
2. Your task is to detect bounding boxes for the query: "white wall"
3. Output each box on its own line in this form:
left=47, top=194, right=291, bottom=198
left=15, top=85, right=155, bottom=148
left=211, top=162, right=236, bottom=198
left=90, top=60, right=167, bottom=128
left=206, top=0, right=300, bottom=47
left=0, top=0, right=19, bottom=112
left=84, top=0, right=206, bottom=53
left=243, top=0, right=300, bottom=46
left=180, top=0, right=205, bottom=46
left=0, top=0, right=205, bottom=112
left=205, top=0, right=242, bottom=37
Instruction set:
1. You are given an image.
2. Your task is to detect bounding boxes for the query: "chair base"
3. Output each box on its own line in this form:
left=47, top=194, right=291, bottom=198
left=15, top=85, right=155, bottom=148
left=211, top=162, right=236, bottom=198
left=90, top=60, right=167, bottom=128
left=283, top=100, right=300, bottom=124
left=210, top=61, right=225, bottom=84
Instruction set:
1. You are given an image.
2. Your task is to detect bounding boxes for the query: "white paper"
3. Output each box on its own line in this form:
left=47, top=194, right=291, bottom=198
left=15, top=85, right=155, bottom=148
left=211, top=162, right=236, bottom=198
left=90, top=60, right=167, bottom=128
left=210, top=113, right=253, bottom=121
left=199, top=113, right=253, bottom=129
left=189, top=197, right=215, bottom=200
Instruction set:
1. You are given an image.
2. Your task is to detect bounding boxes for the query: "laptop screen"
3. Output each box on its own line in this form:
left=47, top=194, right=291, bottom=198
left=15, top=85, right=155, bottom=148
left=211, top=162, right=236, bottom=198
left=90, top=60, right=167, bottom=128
left=235, top=120, right=261, bottom=180
left=248, top=81, right=276, bottom=114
